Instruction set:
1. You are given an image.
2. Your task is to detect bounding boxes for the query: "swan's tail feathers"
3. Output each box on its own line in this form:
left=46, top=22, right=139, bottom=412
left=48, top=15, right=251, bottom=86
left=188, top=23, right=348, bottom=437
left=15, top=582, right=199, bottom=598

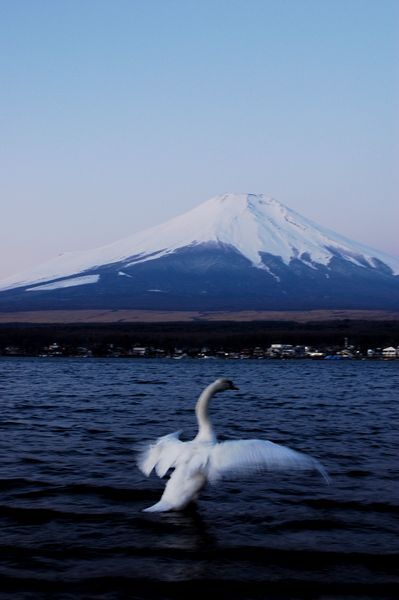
left=143, top=499, right=174, bottom=512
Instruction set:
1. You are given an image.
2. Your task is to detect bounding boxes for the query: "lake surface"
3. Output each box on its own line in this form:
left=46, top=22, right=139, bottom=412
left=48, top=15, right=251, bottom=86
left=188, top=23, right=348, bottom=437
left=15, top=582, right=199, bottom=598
left=0, top=357, right=398, bottom=599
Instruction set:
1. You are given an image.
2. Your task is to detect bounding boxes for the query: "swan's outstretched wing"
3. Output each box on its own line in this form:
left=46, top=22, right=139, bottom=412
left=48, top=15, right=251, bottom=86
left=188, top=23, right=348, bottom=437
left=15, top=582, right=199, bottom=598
left=208, top=439, right=330, bottom=483
left=137, top=431, right=184, bottom=478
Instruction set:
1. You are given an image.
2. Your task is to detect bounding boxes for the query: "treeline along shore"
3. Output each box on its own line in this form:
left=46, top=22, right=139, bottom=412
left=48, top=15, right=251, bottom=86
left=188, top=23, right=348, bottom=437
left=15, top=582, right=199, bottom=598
left=1, top=319, right=399, bottom=357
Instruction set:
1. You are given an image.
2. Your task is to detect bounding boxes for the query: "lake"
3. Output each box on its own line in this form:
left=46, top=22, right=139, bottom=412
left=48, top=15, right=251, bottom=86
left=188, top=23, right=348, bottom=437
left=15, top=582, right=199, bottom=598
left=0, top=357, right=398, bottom=599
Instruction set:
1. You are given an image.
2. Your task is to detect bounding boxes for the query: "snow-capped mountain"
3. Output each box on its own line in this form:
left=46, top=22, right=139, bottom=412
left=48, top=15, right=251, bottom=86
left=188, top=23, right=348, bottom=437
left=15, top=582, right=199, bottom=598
left=1, top=193, right=398, bottom=312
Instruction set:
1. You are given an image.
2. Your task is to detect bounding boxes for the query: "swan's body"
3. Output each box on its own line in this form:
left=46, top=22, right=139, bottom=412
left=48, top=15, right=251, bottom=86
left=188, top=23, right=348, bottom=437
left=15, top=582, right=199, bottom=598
left=138, top=378, right=329, bottom=512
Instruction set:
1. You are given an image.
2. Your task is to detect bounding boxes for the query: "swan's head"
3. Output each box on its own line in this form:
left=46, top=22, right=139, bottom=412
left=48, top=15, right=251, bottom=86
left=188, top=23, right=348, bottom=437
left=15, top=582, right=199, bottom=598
left=213, top=378, right=239, bottom=392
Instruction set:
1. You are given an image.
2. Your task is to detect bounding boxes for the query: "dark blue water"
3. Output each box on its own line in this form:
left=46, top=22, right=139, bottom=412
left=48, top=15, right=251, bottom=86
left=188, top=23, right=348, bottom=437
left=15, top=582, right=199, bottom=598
left=0, top=358, right=398, bottom=599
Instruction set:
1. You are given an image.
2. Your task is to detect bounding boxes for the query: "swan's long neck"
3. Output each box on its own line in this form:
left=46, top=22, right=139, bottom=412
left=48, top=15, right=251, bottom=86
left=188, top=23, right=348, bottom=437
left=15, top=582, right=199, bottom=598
left=194, top=382, right=219, bottom=443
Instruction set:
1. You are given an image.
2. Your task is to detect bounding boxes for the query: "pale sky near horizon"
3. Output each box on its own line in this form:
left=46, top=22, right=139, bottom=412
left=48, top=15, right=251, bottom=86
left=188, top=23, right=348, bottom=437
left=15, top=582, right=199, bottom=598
left=1, top=0, right=398, bottom=280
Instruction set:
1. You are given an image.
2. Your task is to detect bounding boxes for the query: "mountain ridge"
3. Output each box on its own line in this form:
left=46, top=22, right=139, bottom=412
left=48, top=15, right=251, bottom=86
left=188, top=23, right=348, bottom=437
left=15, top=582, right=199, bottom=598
left=1, top=193, right=398, bottom=312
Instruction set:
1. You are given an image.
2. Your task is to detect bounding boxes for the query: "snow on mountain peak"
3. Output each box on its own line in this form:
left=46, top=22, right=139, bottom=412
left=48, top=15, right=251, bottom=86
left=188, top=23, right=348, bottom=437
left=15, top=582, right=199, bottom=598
left=0, top=192, right=398, bottom=291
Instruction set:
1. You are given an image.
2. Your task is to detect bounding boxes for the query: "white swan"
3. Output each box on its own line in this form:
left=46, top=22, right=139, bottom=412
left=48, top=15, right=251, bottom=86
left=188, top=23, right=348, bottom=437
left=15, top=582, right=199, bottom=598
left=138, top=378, right=329, bottom=512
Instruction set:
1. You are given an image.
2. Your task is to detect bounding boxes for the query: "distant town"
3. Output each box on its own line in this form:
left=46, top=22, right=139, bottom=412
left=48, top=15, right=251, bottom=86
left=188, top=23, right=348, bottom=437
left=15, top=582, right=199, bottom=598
left=1, top=339, right=398, bottom=360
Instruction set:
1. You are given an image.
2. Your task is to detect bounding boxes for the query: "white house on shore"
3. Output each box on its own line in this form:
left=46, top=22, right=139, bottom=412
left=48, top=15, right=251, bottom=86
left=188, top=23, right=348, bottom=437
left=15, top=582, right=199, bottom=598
left=382, top=346, right=398, bottom=358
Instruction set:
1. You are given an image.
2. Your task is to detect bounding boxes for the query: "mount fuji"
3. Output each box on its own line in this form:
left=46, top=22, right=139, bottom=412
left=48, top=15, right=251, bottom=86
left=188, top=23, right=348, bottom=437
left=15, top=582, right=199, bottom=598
left=1, top=193, right=398, bottom=312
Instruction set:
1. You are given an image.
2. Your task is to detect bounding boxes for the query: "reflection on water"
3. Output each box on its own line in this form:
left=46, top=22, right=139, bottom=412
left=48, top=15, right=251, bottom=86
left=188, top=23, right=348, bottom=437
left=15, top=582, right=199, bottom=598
left=0, top=357, right=398, bottom=598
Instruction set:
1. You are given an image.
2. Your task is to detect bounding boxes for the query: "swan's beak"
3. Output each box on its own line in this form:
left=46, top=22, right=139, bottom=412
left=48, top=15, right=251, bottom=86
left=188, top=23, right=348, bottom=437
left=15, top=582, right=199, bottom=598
left=230, top=383, right=239, bottom=390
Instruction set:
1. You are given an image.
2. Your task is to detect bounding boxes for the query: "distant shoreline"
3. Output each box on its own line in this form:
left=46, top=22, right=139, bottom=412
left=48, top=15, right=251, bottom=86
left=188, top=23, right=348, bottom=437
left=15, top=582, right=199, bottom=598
left=1, top=317, right=399, bottom=358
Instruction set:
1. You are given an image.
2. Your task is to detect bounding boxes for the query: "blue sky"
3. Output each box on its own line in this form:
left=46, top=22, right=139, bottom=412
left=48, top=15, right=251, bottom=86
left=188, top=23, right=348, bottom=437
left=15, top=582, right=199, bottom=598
left=1, top=0, right=398, bottom=278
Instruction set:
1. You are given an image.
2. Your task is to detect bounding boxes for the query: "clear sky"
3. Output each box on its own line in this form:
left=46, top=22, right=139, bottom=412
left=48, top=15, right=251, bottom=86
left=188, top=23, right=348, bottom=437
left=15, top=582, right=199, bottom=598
left=1, top=0, right=398, bottom=279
